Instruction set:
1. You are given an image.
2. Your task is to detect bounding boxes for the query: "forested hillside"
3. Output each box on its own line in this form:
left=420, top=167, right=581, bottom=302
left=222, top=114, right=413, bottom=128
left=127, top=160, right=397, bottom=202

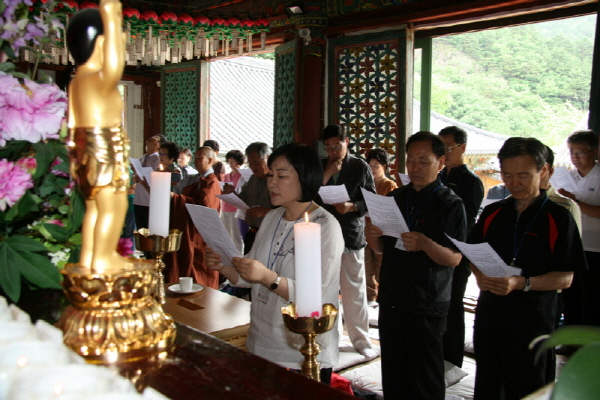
left=420, top=14, right=596, bottom=146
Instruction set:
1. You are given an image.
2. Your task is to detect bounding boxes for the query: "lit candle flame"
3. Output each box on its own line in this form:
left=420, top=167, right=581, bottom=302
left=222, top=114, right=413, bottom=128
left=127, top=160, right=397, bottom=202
left=17, top=356, right=27, bottom=367
left=304, top=212, right=309, bottom=224
left=159, top=164, right=164, bottom=171
left=53, top=382, right=63, bottom=395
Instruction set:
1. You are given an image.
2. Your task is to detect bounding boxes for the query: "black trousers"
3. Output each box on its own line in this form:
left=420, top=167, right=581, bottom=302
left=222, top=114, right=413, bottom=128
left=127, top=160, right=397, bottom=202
left=562, top=251, right=600, bottom=327
left=473, top=331, right=554, bottom=400
left=134, top=205, right=149, bottom=231
left=443, top=261, right=470, bottom=367
left=379, top=306, right=446, bottom=400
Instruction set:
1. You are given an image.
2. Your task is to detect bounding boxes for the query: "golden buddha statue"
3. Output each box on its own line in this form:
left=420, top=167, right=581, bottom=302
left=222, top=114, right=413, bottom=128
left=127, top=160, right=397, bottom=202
left=66, top=0, right=131, bottom=272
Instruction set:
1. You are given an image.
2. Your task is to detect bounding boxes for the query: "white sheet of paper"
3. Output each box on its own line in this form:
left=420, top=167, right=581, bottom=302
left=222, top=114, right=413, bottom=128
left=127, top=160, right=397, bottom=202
left=550, top=166, right=577, bottom=193
left=480, top=198, right=501, bottom=209
left=318, top=185, right=351, bottom=205
left=216, top=193, right=250, bottom=210
left=185, top=204, right=242, bottom=266
left=238, top=168, right=253, bottom=182
left=129, top=157, right=144, bottom=179
left=446, top=234, right=522, bottom=278
left=141, top=167, right=153, bottom=185
left=398, top=173, right=410, bottom=186
left=361, top=188, right=408, bottom=239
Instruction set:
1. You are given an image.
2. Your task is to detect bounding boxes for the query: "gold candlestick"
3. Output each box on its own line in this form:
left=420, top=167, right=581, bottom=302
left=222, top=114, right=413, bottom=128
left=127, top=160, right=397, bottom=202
left=134, top=228, right=182, bottom=304
left=281, top=303, right=338, bottom=382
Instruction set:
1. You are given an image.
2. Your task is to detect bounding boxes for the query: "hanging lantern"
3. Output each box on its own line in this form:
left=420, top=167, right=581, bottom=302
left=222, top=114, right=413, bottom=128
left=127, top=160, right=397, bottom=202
left=160, top=11, right=178, bottom=26
left=123, top=7, right=140, bottom=24
left=57, top=0, right=78, bottom=14
left=241, top=19, right=255, bottom=52
left=194, top=15, right=211, bottom=56
left=226, top=17, right=241, bottom=51
left=79, top=1, right=99, bottom=9
left=256, top=18, right=270, bottom=50
left=210, top=17, right=227, bottom=56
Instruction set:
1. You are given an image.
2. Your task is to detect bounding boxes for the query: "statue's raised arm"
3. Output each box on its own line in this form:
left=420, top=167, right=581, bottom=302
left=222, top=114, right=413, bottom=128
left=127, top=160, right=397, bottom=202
left=99, top=0, right=125, bottom=89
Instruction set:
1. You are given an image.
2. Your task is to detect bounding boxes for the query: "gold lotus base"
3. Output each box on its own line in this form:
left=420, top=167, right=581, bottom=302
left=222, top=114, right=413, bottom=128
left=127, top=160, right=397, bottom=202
left=281, top=303, right=338, bottom=382
left=134, top=228, right=182, bottom=305
left=60, top=260, right=176, bottom=364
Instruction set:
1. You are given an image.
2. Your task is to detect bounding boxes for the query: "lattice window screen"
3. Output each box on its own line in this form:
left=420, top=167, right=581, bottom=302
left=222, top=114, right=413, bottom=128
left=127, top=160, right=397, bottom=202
left=334, top=40, right=400, bottom=175
left=274, top=43, right=296, bottom=148
left=163, top=69, right=198, bottom=153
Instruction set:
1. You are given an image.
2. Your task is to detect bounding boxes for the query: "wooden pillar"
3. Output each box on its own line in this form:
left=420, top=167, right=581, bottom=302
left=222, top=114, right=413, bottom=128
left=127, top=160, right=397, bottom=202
left=589, top=5, right=600, bottom=136
left=296, top=44, right=325, bottom=147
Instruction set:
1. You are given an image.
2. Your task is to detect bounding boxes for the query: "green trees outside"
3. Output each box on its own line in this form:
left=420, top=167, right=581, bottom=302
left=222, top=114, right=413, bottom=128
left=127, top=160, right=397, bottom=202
left=421, top=15, right=596, bottom=146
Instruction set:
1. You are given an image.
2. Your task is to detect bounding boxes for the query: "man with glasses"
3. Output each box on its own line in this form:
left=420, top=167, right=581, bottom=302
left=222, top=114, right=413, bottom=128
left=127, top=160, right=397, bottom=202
left=438, top=126, right=484, bottom=368
left=319, top=124, right=377, bottom=358
left=558, top=130, right=600, bottom=328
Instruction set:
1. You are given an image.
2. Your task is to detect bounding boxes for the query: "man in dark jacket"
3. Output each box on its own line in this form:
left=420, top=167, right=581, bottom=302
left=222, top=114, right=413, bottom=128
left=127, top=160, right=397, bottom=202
left=319, top=124, right=376, bottom=357
left=438, top=125, right=484, bottom=368
left=366, top=131, right=467, bottom=400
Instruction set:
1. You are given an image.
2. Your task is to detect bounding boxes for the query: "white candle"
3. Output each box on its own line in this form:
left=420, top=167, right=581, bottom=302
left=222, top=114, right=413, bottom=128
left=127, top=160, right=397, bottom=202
left=293, top=213, right=322, bottom=318
left=148, top=168, right=171, bottom=237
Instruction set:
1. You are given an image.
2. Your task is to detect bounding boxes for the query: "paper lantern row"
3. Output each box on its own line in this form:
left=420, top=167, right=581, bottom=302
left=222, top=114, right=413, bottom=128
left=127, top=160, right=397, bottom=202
left=24, top=0, right=271, bottom=66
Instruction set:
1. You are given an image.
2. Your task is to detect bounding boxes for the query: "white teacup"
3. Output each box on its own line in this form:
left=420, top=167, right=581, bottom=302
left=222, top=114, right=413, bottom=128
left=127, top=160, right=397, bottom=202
left=179, top=277, right=193, bottom=292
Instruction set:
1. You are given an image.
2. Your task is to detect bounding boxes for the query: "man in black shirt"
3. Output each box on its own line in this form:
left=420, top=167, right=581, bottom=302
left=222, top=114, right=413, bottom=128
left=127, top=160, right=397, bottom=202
left=319, top=125, right=377, bottom=357
left=438, top=126, right=484, bottom=368
left=366, top=132, right=466, bottom=400
left=469, top=137, right=587, bottom=400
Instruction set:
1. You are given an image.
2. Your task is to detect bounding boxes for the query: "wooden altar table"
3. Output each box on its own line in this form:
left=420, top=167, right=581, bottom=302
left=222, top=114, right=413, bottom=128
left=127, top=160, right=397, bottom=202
left=161, top=283, right=251, bottom=346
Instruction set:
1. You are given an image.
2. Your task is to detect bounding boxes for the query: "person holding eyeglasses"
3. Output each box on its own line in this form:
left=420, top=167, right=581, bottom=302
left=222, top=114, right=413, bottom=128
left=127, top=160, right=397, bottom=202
left=437, top=126, right=484, bottom=368
left=558, top=130, right=600, bottom=329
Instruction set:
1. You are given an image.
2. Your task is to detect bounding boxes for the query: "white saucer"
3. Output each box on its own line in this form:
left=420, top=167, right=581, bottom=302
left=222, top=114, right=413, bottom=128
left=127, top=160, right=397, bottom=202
left=168, top=283, right=203, bottom=294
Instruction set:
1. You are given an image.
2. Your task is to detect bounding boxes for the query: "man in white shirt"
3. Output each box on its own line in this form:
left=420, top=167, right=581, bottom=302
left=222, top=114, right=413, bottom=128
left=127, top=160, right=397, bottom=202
left=558, top=130, right=600, bottom=327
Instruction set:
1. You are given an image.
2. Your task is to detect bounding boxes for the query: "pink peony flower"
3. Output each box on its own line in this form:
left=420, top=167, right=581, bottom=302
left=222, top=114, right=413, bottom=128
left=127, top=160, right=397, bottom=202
left=0, top=158, right=34, bottom=211
left=16, top=156, right=37, bottom=173
left=0, top=72, right=67, bottom=146
left=46, top=219, right=65, bottom=227
left=117, top=238, right=134, bottom=257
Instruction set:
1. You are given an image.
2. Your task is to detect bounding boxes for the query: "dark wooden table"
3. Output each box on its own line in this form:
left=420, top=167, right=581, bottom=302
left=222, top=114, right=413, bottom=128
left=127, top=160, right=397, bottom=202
left=116, top=320, right=354, bottom=399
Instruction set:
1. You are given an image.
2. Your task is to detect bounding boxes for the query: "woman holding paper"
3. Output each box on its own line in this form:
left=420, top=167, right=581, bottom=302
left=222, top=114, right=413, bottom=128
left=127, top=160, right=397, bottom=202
left=365, top=148, right=399, bottom=305
left=205, top=143, right=344, bottom=384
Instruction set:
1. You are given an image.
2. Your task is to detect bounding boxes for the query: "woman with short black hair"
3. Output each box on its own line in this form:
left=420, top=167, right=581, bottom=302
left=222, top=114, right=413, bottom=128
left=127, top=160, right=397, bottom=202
left=206, top=143, right=344, bottom=385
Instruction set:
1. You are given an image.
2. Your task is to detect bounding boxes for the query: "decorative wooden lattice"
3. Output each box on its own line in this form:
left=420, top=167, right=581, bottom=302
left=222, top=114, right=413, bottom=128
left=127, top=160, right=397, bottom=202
left=274, top=45, right=296, bottom=148
left=163, top=69, right=198, bottom=153
left=334, top=40, right=400, bottom=174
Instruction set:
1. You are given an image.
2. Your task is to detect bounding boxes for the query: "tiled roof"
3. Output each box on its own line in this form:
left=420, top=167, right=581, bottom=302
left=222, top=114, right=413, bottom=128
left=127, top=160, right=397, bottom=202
left=413, top=100, right=508, bottom=156
left=209, top=57, right=275, bottom=153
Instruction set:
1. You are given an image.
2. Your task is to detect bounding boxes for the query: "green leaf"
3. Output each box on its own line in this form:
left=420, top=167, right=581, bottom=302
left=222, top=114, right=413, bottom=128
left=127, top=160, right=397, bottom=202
left=17, top=251, right=62, bottom=290
left=58, top=204, right=69, bottom=215
left=68, top=232, right=82, bottom=245
left=0, top=61, right=16, bottom=72
left=5, top=235, right=49, bottom=252
left=68, top=191, right=85, bottom=234
left=32, top=142, right=55, bottom=180
left=552, top=342, right=600, bottom=400
left=0, top=241, right=23, bottom=302
left=0, top=42, right=16, bottom=60
left=534, top=326, right=600, bottom=356
left=43, top=223, right=69, bottom=243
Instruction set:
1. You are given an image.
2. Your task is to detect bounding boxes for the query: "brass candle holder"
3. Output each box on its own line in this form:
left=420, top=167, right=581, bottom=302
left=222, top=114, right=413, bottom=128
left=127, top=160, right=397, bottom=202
left=61, top=260, right=176, bottom=363
left=134, top=228, right=182, bottom=304
left=281, top=303, right=338, bottom=382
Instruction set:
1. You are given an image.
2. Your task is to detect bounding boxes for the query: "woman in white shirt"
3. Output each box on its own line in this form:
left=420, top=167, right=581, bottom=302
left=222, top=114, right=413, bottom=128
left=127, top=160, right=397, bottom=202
left=206, top=143, right=344, bottom=384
